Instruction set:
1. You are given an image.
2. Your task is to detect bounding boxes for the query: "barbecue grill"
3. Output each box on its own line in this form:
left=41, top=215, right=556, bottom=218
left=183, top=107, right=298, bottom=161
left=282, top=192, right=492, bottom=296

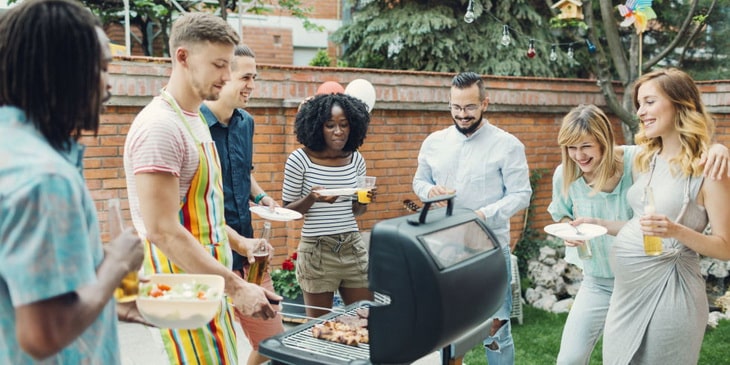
left=260, top=196, right=508, bottom=364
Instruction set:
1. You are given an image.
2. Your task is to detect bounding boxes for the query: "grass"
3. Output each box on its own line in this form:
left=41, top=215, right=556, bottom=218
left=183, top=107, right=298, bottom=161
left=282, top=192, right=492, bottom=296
left=461, top=305, right=730, bottom=364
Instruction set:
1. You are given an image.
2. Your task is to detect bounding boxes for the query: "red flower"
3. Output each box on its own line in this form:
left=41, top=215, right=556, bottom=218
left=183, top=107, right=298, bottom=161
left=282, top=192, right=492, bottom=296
left=282, top=259, right=295, bottom=271
left=272, top=252, right=301, bottom=299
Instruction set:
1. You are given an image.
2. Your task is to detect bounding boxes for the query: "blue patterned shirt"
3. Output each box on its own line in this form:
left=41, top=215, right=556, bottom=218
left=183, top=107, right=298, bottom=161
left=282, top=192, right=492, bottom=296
left=0, top=106, right=120, bottom=364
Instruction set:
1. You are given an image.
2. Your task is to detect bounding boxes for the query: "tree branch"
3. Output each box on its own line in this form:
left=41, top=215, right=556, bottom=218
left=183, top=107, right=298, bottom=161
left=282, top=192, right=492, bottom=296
left=598, top=0, right=629, bottom=84
left=644, top=0, right=701, bottom=70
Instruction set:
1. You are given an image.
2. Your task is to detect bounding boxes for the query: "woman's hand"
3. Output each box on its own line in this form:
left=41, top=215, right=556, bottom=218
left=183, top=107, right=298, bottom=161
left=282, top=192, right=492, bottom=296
left=639, top=213, right=678, bottom=238
left=310, top=186, right=338, bottom=204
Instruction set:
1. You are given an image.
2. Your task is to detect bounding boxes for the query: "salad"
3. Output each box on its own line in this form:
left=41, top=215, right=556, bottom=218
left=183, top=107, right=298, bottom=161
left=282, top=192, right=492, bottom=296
left=140, top=281, right=219, bottom=300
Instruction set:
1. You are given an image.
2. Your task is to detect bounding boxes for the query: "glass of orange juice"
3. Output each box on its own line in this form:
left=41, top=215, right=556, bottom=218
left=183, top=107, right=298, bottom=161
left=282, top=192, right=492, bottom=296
left=356, top=176, right=376, bottom=204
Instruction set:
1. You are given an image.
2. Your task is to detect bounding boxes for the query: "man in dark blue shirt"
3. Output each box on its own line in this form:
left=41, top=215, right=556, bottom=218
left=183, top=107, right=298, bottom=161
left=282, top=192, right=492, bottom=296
left=202, top=44, right=283, bottom=365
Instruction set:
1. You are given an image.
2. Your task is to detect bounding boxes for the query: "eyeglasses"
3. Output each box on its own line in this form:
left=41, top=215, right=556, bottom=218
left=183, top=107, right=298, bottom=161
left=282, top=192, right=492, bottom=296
left=449, top=104, right=480, bottom=114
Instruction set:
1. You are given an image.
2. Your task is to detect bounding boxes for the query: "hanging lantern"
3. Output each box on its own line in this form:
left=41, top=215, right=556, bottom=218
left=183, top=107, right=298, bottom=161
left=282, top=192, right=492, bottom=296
left=501, top=25, right=511, bottom=46
left=549, top=45, right=558, bottom=62
left=526, top=39, right=536, bottom=59
left=464, top=0, right=475, bottom=23
left=585, top=39, right=596, bottom=54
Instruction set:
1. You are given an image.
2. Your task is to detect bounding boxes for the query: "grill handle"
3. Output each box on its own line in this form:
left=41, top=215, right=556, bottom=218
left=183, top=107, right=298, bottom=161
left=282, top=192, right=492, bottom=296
left=408, top=193, right=456, bottom=226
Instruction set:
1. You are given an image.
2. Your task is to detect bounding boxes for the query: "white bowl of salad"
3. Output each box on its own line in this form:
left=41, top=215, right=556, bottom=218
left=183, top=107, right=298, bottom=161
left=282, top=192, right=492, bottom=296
left=136, top=273, right=224, bottom=329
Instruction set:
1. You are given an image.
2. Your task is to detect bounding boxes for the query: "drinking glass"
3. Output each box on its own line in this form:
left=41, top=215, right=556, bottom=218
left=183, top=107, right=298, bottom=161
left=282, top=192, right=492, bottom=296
left=247, top=221, right=271, bottom=285
left=356, top=176, right=376, bottom=204
left=108, top=198, right=140, bottom=303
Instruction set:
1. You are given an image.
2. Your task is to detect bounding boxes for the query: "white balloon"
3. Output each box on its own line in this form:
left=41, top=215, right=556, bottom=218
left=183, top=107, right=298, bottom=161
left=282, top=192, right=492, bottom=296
left=344, top=79, right=376, bottom=112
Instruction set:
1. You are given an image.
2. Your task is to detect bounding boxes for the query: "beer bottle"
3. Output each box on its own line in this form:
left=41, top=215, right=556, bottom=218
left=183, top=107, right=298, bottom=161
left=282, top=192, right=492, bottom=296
left=643, top=187, right=663, bottom=256
left=247, top=222, right=271, bottom=285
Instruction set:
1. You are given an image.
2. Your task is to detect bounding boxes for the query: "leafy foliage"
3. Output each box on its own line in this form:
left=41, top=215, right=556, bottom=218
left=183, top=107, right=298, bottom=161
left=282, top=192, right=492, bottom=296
left=70, top=0, right=321, bottom=56
left=331, top=0, right=578, bottom=77
left=512, top=168, right=557, bottom=279
left=271, top=252, right=302, bottom=300
left=309, top=49, right=333, bottom=67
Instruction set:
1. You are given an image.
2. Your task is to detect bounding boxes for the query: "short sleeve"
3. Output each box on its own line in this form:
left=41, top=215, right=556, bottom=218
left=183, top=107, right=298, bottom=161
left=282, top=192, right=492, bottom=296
left=282, top=150, right=306, bottom=203
left=548, top=164, right=573, bottom=222
left=126, top=111, right=187, bottom=176
left=0, top=174, right=97, bottom=306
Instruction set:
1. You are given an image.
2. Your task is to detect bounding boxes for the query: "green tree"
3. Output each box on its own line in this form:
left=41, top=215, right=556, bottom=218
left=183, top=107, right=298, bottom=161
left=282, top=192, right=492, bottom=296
left=332, top=0, right=578, bottom=77
left=62, top=0, right=321, bottom=57
left=309, top=49, right=333, bottom=66
left=333, top=0, right=727, bottom=143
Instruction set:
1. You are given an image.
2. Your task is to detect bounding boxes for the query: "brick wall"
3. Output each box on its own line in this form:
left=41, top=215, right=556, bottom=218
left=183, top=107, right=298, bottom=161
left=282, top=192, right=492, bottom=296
left=278, top=0, right=342, bottom=20
left=241, top=26, right=294, bottom=65
left=89, top=58, right=730, bottom=266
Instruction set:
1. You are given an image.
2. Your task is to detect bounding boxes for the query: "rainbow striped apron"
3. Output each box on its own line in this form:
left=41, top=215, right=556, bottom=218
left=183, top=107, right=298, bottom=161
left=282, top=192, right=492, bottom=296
left=143, top=91, right=237, bottom=364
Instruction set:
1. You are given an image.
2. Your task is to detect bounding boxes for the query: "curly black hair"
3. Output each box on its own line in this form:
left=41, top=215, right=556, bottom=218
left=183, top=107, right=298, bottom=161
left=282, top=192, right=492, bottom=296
left=294, top=93, right=370, bottom=152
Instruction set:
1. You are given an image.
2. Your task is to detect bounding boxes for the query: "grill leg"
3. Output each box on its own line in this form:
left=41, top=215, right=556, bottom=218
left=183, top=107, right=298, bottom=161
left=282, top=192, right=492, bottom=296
left=441, top=346, right=464, bottom=365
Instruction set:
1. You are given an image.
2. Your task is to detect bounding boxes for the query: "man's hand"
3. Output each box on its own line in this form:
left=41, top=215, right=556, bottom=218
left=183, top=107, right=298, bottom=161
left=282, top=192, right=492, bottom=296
left=105, top=228, right=144, bottom=274
left=428, top=185, right=456, bottom=208
left=259, top=195, right=280, bottom=211
left=228, top=279, right=281, bottom=319
left=116, top=301, right=154, bottom=326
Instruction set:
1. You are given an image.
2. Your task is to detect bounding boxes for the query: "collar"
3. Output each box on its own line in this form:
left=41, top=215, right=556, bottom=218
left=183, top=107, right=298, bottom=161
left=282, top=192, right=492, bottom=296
left=200, top=103, right=220, bottom=127
left=200, top=103, right=247, bottom=128
left=62, top=139, right=86, bottom=170
left=0, top=106, right=85, bottom=169
left=0, top=105, right=28, bottom=125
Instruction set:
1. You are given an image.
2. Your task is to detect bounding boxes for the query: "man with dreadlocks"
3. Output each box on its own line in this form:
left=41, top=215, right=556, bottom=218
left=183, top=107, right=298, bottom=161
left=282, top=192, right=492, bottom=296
left=0, top=0, right=144, bottom=363
left=282, top=93, right=375, bottom=318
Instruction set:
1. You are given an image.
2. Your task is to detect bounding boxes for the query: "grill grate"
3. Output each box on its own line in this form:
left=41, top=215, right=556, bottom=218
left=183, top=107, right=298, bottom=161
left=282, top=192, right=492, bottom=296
left=278, top=305, right=370, bottom=362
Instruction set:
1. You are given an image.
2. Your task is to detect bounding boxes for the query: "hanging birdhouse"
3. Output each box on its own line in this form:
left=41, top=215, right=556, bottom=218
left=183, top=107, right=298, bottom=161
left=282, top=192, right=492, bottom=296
left=551, top=0, right=584, bottom=21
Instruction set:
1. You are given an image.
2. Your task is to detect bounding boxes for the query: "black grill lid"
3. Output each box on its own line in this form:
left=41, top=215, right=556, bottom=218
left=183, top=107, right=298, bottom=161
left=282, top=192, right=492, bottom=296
left=368, top=199, right=507, bottom=364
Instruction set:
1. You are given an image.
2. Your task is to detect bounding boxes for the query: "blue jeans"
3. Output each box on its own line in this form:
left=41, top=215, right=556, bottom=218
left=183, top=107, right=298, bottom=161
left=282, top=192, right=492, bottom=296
left=556, top=275, right=613, bottom=365
left=483, top=246, right=514, bottom=365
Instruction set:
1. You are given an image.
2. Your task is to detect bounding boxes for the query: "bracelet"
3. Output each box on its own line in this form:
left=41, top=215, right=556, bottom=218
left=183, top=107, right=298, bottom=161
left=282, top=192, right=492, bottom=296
left=254, top=192, right=267, bottom=204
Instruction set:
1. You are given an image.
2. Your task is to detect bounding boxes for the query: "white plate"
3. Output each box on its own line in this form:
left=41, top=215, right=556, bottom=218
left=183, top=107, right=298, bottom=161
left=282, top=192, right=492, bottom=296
left=316, top=188, right=359, bottom=196
left=250, top=206, right=303, bottom=222
left=136, top=274, right=224, bottom=329
left=544, top=223, right=607, bottom=241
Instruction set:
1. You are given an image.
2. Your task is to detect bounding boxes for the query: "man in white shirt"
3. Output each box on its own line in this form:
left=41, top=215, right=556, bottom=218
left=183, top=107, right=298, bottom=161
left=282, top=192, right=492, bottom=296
left=413, top=72, right=532, bottom=365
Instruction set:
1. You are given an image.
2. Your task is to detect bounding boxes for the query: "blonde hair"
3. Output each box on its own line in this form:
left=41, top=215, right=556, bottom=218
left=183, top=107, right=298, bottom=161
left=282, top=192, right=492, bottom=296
left=557, top=104, right=621, bottom=196
left=169, top=12, right=239, bottom=51
left=633, top=68, right=714, bottom=176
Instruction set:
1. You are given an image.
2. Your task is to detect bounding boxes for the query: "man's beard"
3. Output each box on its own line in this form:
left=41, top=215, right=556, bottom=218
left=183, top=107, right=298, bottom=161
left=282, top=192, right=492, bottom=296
left=453, top=115, right=482, bottom=135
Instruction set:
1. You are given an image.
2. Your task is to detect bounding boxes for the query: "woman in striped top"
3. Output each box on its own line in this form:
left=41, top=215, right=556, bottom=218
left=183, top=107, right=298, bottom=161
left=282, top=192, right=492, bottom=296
left=282, top=93, right=375, bottom=318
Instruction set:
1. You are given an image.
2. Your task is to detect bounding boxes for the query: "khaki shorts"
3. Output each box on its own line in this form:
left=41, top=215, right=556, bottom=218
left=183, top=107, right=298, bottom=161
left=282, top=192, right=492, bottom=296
left=233, top=266, right=284, bottom=350
left=296, top=232, right=369, bottom=293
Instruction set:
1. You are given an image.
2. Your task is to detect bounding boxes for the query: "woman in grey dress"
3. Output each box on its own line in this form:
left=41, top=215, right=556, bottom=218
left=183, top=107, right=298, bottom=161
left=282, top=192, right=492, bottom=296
left=603, top=68, right=730, bottom=364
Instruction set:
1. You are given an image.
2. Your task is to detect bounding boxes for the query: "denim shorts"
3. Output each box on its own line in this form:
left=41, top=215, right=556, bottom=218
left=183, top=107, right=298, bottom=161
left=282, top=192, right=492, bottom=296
left=296, top=232, right=369, bottom=293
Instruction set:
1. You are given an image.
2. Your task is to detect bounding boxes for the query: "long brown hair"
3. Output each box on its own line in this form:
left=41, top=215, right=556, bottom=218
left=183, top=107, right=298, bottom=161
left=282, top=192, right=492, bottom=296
left=633, top=68, right=714, bottom=176
left=0, top=0, right=102, bottom=152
